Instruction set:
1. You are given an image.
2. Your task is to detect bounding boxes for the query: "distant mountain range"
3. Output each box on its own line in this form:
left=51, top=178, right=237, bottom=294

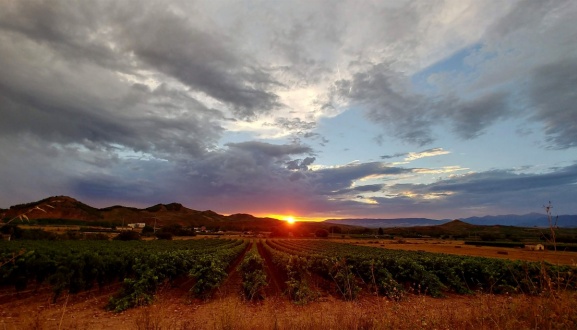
left=325, top=213, right=577, bottom=228
left=0, top=195, right=286, bottom=231
left=324, top=218, right=449, bottom=228
left=2, top=195, right=576, bottom=230
left=0, top=195, right=346, bottom=233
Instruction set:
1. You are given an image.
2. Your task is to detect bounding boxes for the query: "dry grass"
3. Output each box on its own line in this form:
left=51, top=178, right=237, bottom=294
left=193, top=293, right=577, bottom=330
left=349, top=239, right=577, bottom=266
left=2, top=289, right=576, bottom=329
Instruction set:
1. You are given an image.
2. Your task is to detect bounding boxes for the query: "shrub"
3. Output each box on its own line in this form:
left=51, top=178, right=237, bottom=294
left=239, top=250, right=267, bottom=301
left=141, top=225, right=154, bottom=236
left=155, top=232, right=173, bottom=240
left=114, top=231, right=141, bottom=241
left=315, top=229, right=329, bottom=238
left=329, top=226, right=342, bottom=234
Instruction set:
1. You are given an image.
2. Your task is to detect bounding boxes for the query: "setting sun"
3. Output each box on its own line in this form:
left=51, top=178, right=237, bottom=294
left=285, top=216, right=295, bottom=224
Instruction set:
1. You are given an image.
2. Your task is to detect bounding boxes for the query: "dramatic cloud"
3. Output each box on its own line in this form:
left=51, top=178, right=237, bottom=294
left=1, top=0, right=576, bottom=219
left=381, top=148, right=450, bottom=162
left=310, top=162, right=413, bottom=194
left=527, top=59, right=577, bottom=149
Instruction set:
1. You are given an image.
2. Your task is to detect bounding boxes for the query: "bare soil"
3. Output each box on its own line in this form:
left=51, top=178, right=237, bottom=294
left=257, top=241, right=286, bottom=297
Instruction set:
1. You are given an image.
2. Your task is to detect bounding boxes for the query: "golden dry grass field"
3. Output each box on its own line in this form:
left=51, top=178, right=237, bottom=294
left=1, top=284, right=576, bottom=330
left=344, top=239, right=577, bottom=266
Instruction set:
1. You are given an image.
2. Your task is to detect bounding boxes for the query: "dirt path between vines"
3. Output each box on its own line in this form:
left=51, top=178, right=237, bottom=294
left=214, top=241, right=252, bottom=299
left=257, top=241, right=285, bottom=297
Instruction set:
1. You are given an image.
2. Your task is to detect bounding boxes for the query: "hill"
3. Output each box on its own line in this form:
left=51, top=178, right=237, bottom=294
left=324, top=214, right=577, bottom=228
left=461, top=213, right=577, bottom=228
left=0, top=196, right=355, bottom=233
left=325, top=218, right=449, bottom=228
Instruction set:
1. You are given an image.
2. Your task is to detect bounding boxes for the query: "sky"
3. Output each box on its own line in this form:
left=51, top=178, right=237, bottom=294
left=0, top=0, right=576, bottom=221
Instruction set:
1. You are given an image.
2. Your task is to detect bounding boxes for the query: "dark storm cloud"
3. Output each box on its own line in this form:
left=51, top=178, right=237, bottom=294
left=0, top=42, right=223, bottom=159
left=423, top=164, right=577, bottom=195
left=179, top=142, right=314, bottom=195
left=339, top=54, right=574, bottom=149
left=359, top=163, right=577, bottom=218
left=337, top=64, right=514, bottom=145
left=62, top=140, right=317, bottom=210
left=0, top=2, right=234, bottom=161
left=479, top=0, right=577, bottom=150
left=0, top=1, right=281, bottom=120
left=225, top=142, right=313, bottom=158
left=327, top=184, right=385, bottom=196
left=0, top=0, right=128, bottom=71
left=312, top=162, right=413, bottom=193
left=440, top=92, right=510, bottom=140
left=485, top=0, right=564, bottom=38
left=286, top=157, right=316, bottom=171
left=333, top=0, right=577, bottom=150
left=336, top=64, right=435, bottom=146
left=1, top=0, right=576, bottom=220
left=117, top=8, right=281, bottom=119
left=381, top=152, right=408, bottom=160
left=528, top=59, right=577, bottom=149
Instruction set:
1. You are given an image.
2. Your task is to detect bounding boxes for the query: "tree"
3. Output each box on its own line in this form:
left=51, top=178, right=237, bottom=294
left=328, top=226, right=342, bottom=234
left=155, top=232, right=173, bottom=240
left=141, top=225, right=154, bottom=235
left=0, top=225, right=23, bottom=240
left=269, top=226, right=288, bottom=237
left=114, top=231, right=141, bottom=241
left=315, top=229, right=329, bottom=238
left=378, top=227, right=384, bottom=235
left=544, top=201, right=558, bottom=252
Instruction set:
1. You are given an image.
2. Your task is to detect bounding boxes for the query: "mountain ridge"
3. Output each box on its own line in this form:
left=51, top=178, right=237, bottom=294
left=324, top=213, right=577, bottom=228
left=0, top=196, right=345, bottom=232
left=2, top=196, right=576, bottom=229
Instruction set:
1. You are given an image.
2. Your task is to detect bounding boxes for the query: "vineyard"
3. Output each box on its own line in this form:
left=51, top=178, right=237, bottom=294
left=1, top=238, right=576, bottom=312
left=261, top=239, right=577, bottom=302
left=0, top=239, right=248, bottom=311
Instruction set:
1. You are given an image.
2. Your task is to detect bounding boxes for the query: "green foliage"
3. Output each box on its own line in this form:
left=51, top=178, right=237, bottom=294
left=158, top=224, right=195, bottom=236
left=263, top=239, right=577, bottom=301
left=141, top=225, right=154, bottom=235
left=269, top=226, right=289, bottom=238
left=285, top=256, right=318, bottom=304
left=0, top=225, right=23, bottom=239
left=114, top=231, right=141, bottom=241
left=328, top=226, right=342, bottom=234
left=239, top=246, right=267, bottom=301
left=84, top=233, right=109, bottom=240
left=262, top=240, right=319, bottom=303
left=154, top=232, right=173, bottom=240
left=189, top=256, right=227, bottom=298
left=315, top=229, right=329, bottom=238
left=0, top=239, right=247, bottom=311
left=328, top=258, right=360, bottom=300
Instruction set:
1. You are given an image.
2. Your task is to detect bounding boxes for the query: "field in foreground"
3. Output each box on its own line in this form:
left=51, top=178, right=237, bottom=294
left=1, top=289, right=576, bottom=329
left=2, top=238, right=577, bottom=329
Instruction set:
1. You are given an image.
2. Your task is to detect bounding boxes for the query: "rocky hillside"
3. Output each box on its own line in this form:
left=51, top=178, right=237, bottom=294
left=0, top=196, right=334, bottom=232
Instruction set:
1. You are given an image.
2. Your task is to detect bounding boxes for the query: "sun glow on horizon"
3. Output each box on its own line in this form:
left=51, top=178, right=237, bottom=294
left=260, top=213, right=336, bottom=222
